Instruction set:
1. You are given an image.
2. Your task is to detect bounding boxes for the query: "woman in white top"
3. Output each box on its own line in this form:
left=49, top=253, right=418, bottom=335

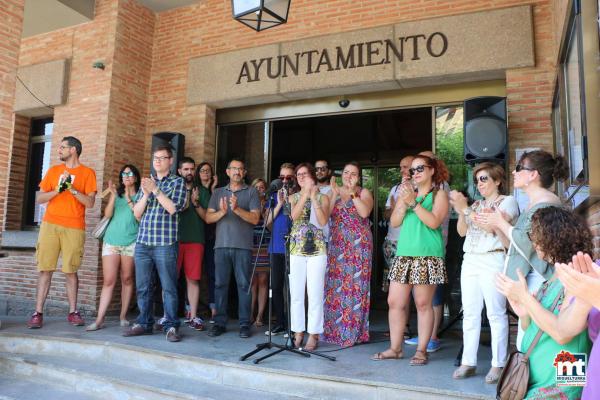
left=449, top=162, right=519, bottom=383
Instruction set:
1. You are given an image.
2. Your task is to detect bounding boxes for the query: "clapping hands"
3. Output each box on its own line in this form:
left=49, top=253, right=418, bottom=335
left=555, top=252, right=600, bottom=308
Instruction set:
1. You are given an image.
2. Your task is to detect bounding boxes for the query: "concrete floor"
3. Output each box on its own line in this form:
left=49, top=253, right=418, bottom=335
left=0, top=314, right=496, bottom=399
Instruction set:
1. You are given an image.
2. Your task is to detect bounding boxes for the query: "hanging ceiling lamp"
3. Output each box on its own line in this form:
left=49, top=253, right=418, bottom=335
left=231, top=0, right=291, bottom=32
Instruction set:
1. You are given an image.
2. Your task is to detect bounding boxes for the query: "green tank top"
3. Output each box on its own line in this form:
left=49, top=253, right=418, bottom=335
left=396, top=191, right=445, bottom=258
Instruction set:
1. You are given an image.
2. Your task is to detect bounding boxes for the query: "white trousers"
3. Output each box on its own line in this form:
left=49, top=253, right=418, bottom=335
left=289, top=254, right=327, bottom=334
left=461, top=252, right=508, bottom=368
left=515, top=270, right=545, bottom=351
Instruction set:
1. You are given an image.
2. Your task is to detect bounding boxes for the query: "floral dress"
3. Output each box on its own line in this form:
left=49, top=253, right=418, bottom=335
left=323, top=191, right=373, bottom=346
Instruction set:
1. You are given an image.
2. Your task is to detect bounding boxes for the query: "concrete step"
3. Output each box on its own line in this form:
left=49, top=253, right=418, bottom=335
left=0, top=351, right=303, bottom=400
left=0, top=376, right=98, bottom=400
left=0, top=332, right=493, bottom=400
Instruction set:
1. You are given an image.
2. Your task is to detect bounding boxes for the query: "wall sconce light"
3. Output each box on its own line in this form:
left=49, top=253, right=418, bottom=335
left=232, top=0, right=291, bottom=32
left=92, top=61, right=105, bottom=70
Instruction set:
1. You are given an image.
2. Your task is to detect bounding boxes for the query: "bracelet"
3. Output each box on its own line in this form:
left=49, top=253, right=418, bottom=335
left=408, top=202, right=418, bottom=210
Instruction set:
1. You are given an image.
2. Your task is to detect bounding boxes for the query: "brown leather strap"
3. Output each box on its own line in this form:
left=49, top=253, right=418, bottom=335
left=523, top=288, right=564, bottom=361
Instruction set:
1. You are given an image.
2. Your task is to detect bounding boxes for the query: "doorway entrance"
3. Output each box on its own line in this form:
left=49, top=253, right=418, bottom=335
left=216, top=105, right=467, bottom=309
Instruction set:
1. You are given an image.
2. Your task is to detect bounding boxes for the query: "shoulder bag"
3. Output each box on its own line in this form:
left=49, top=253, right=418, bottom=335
left=92, top=216, right=111, bottom=240
left=496, top=288, right=564, bottom=400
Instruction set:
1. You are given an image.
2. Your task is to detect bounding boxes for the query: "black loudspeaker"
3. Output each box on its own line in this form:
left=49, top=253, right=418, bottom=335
left=463, top=96, right=507, bottom=164
left=151, top=132, right=185, bottom=175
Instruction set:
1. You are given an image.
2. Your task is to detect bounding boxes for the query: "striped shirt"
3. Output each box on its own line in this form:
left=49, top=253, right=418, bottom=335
left=136, top=174, right=186, bottom=246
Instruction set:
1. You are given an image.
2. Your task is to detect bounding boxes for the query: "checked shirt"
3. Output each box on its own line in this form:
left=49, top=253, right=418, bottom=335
left=136, top=174, right=186, bottom=246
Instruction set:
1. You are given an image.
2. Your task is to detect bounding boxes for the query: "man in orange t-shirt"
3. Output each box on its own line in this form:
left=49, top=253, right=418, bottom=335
left=27, top=136, right=97, bottom=329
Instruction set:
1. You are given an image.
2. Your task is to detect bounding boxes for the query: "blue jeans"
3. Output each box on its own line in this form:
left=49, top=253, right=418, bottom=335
left=214, top=248, right=252, bottom=328
left=134, top=243, right=180, bottom=331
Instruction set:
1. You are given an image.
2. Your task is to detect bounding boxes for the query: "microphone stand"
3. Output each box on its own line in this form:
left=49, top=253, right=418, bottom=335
left=240, top=191, right=309, bottom=363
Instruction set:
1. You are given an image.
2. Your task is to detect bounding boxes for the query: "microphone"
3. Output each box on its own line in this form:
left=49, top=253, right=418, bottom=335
left=266, top=178, right=283, bottom=197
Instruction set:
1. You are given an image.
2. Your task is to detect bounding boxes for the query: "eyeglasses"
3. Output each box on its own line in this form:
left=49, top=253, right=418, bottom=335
left=315, top=166, right=329, bottom=172
left=515, top=164, right=535, bottom=173
left=279, top=175, right=294, bottom=181
left=153, top=156, right=171, bottom=162
left=477, top=175, right=490, bottom=183
left=409, top=165, right=430, bottom=176
left=58, top=145, right=73, bottom=150
left=227, top=166, right=244, bottom=172
left=121, top=171, right=135, bottom=177
left=199, top=168, right=211, bottom=174
left=296, top=172, right=309, bottom=178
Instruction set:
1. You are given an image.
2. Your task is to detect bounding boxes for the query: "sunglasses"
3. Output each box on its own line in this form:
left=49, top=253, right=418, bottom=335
left=279, top=175, right=294, bottom=181
left=315, top=166, right=329, bottom=172
left=121, top=171, right=135, bottom=177
left=477, top=175, right=490, bottom=183
left=409, top=165, right=429, bottom=176
left=515, top=164, right=535, bottom=173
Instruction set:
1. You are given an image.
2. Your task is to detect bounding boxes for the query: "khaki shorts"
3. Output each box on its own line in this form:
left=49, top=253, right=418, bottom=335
left=36, top=222, right=86, bottom=273
left=102, top=242, right=136, bottom=257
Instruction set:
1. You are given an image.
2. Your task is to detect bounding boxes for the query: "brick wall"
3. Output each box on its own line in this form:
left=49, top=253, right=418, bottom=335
left=0, top=0, right=25, bottom=239
left=1, top=0, right=580, bottom=314
left=4, top=115, right=30, bottom=230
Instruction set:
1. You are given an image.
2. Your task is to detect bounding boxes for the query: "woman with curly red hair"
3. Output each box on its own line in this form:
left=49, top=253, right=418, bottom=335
left=371, top=154, right=449, bottom=366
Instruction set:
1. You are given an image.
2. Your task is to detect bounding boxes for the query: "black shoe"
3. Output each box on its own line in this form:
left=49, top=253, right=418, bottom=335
left=265, top=325, right=286, bottom=336
left=239, top=326, right=251, bottom=338
left=207, top=324, right=226, bottom=337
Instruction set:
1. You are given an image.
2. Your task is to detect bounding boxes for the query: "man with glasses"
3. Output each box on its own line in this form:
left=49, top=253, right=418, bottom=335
left=123, top=145, right=186, bottom=342
left=382, top=155, right=414, bottom=293
left=263, top=162, right=295, bottom=336
left=28, top=136, right=97, bottom=329
left=205, top=158, right=261, bottom=338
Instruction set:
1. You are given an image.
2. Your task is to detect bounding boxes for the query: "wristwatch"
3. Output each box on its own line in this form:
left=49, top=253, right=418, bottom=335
left=153, top=188, right=161, bottom=196
left=462, top=208, right=472, bottom=217
left=350, top=193, right=357, bottom=200
left=70, top=189, right=79, bottom=196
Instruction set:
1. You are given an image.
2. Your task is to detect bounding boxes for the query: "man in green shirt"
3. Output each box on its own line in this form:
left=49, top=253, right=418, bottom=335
left=177, top=157, right=210, bottom=331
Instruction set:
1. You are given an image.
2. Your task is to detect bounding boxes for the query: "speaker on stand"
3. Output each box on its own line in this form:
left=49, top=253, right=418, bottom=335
left=463, top=96, right=507, bottom=165
left=151, top=132, right=185, bottom=176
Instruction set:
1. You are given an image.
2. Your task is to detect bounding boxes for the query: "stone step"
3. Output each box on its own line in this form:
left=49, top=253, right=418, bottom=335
left=0, top=376, right=98, bottom=400
left=0, top=350, right=307, bottom=400
left=0, top=332, right=493, bottom=400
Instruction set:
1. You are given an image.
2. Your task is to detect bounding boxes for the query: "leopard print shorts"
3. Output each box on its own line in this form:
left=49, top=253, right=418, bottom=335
left=388, top=256, right=447, bottom=285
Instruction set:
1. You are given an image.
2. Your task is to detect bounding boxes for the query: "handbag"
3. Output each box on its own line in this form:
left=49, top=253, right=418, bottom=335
left=496, top=288, right=564, bottom=400
left=92, top=216, right=111, bottom=239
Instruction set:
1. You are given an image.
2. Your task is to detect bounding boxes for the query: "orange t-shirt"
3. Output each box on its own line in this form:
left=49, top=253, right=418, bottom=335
left=39, top=164, right=97, bottom=230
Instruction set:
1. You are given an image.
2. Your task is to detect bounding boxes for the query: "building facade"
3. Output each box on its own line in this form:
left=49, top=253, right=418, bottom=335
left=0, top=0, right=598, bottom=314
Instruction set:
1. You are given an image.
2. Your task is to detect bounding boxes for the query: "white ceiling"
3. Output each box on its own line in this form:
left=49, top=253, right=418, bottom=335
left=22, top=0, right=201, bottom=38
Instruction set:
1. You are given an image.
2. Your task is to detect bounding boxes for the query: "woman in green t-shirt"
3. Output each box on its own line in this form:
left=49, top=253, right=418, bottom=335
left=86, top=164, right=140, bottom=331
left=371, top=154, right=449, bottom=366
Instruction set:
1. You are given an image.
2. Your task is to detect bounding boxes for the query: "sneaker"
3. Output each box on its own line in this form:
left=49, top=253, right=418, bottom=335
left=265, top=325, right=286, bottom=336
left=154, top=316, right=167, bottom=331
left=123, top=323, right=152, bottom=337
left=427, top=339, right=441, bottom=353
left=189, top=317, right=205, bottom=331
left=166, top=327, right=181, bottom=342
left=67, top=311, right=85, bottom=326
left=27, top=311, right=43, bottom=329
left=207, top=324, right=226, bottom=337
left=239, top=325, right=251, bottom=338
left=404, top=336, right=418, bottom=345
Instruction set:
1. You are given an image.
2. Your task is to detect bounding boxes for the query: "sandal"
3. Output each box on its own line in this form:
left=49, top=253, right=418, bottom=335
left=294, top=332, right=305, bottom=348
left=305, top=334, right=319, bottom=351
left=485, top=367, right=503, bottom=384
left=371, top=348, right=403, bottom=361
left=254, top=319, right=264, bottom=328
left=85, top=322, right=104, bottom=332
left=409, top=350, right=428, bottom=366
left=453, top=365, right=476, bottom=379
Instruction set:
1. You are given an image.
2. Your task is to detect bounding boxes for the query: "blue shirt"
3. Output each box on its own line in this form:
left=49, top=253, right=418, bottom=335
left=267, top=193, right=291, bottom=254
left=136, top=174, right=186, bottom=246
